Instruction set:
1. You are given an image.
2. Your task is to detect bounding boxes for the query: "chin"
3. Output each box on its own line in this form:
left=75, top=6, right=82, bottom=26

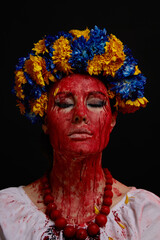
left=62, top=141, right=102, bottom=157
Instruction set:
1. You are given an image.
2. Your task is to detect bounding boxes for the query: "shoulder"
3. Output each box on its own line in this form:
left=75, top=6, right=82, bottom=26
left=121, top=188, right=160, bottom=239
left=112, top=180, right=160, bottom=213
left=129, top=188, right=160, bottom=218
left=130, top=188, right=160, bottom=239
left=106, top=187, right=160, bottom=239
left=133, top=187, right=160, bottom=200
left=0, top=186, right=28, bottom=220
left=0, top=187, right=26, bottom=239
left=129, top=188, right=160, bottom=213
left=0, top=186, right=51, bottom=240
left=0, top=186, right=25, bottom=207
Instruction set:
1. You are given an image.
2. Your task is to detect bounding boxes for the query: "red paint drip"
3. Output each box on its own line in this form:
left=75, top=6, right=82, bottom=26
left=113, top=187, right=122, bottom=197
left=113, top=210, right=121, bottom=223
left=113, top=211, right=127, bottom=238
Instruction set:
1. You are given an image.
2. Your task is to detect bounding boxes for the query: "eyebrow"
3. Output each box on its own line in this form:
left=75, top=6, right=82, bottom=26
left=88, top=91, right=107, bottom=97
left=55, top=92, right=73, bottom=97
left=55, top=91, right=107, bottom=97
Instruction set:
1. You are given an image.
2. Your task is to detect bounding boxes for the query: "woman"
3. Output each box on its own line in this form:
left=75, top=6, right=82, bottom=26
left=0, top=26, right=159, bottom=240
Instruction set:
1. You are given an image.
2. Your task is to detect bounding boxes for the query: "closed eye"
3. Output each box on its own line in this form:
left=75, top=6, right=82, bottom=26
left=87, top=100, right=106, bottom=108
left=55, top=102, right=74, bottom=108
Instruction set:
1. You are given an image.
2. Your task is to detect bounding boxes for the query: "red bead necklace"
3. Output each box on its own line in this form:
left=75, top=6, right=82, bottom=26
left=42, top=168, right=113, bottom=240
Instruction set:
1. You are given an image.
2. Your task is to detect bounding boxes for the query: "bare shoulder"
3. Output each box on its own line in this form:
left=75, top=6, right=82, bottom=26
left=111, top=178, right=131, bottom=208
left=23, top=178, right=46, bottom=213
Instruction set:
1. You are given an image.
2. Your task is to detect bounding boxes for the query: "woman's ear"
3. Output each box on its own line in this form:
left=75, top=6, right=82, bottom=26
left=110, top=111, right=117, bottom=133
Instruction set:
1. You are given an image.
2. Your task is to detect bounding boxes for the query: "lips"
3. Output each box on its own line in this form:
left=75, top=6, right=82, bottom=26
left=68, top=128, right=93, bottom=140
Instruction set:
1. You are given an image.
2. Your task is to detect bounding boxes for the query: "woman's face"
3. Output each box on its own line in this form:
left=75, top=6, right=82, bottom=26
left=47, top=74, right=116, bottom=156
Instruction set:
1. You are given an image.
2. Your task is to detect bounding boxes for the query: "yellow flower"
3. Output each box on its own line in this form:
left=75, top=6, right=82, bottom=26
left=107, top=90, right=115, bottom=99
left=24, top=55, right=47, bottom=86
left=53, top=87, right=59, bottom=97
left=14, top=70, right=27, bottom=99
left=126, top=97, right=148, bottom=107
left=87, top=34, right=125, bottom=77
left=14, top=85, right=25, bottom=99
left=103, top=34, right=125, bottom=77
left=16, top=100, right=25, bottom=114
left=15, top=70, right=27, bottom=85
left=30, top=93, right=48, bottom=117
left=42, top=66, right=56, bottom=85
left=47, top=72, right=56, bottom=83
left=87, top=55, right=104, bottom=75
left=69, top=28, right=90, bottom=40
left=115, top=97, right=148, bottom=113
left=32, top=39, right=48, bottom=55
left=134, top=65, right=141, bottom=75
left=52, top=36, right=72, bottom=74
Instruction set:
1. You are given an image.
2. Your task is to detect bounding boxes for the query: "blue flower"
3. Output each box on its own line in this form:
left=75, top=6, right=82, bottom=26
left=45, top=36, right=56, bottom=59
left=45, top=35, right=56, bottom=48
left=110, top=74, right=146, bottom=100
left=45, top=32, right=73, bottom=59
left=23, top=72, right=42, bottom=100
left=25, top=112, right=42, bottom=124
left=87, top=25, right=108, bottom=56
left=115, top=45, right=138, bottom=79
left=90, top=25, right=108, bottom=39
left=44, top=56, right=55, bottom=73
left=69, top=26, right=109, bottom=72
left=15, top=57, right=28, bottom=70
left=55, top=71, right=64, bottom=80
left=69, top=36, right=91, bottom=71
left=56, top=31, right=73, bottom=42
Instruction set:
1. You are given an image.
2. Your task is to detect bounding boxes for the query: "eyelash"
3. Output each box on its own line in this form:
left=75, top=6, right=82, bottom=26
left=55, top=102, right=74, bottom=108
left=55, top=100, right=106, bottom=109
left=87, top=100, right=106, bottom=108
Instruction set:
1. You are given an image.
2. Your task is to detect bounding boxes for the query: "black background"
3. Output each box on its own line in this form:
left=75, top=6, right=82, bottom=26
left=1, top=2, right=159, bottom=196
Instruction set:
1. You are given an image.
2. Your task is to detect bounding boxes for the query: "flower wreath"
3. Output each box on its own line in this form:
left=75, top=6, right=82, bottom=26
left=13, top=26, right=148, bottom=124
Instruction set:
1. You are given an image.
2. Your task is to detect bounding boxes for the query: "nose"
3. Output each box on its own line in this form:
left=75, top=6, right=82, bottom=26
left=72, top=101, right=88, bottom=124
left=72, top=115, right=87, bottom=124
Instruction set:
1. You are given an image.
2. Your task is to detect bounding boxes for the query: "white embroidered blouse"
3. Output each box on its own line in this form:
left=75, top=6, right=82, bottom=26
left=0, top=186, right=160, bottom=240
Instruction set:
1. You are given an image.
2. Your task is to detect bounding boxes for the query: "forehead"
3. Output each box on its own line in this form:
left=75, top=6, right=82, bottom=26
left=52, top=74, right=107, bottom=95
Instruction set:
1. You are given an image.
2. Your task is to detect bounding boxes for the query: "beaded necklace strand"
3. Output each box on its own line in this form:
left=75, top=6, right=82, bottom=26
left=41, top=168, right=113, bottom=240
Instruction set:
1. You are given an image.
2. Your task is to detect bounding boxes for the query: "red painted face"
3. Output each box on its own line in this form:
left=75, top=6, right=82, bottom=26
left=47, top=74, right=115, bottom=156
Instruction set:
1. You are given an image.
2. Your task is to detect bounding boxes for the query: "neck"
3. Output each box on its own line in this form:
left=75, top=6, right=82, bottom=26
left=50, top=151, right=106, bottom=225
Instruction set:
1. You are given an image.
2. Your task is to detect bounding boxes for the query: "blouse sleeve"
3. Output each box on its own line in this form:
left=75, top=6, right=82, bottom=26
left=139, top=190, right=160, bottom=239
